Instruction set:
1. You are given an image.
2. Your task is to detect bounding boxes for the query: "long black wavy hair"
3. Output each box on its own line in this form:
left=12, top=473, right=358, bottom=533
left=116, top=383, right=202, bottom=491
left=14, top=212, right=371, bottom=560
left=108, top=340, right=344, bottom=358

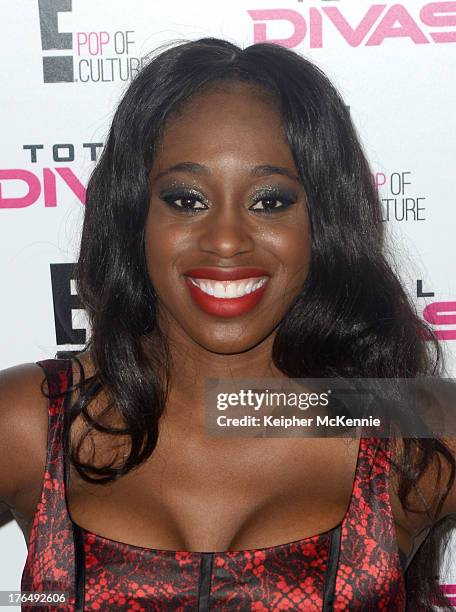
left=71, top=38, right=455, bottom=610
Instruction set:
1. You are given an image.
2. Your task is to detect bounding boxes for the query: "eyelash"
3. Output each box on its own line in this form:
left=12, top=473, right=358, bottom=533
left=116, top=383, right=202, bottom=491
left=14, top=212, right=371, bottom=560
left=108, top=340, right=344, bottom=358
left=160, top=188, right=298, bottom=215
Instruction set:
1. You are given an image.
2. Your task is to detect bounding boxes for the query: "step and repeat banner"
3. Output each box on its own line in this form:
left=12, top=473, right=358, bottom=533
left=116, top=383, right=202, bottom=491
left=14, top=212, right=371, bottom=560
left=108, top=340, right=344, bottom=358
left=1, top=0, right=455, bottom=605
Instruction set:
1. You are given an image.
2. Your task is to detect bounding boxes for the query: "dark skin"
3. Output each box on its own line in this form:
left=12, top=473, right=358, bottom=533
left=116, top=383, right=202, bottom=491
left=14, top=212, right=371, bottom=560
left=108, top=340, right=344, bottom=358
left=0, top=82, right=455, bottom=560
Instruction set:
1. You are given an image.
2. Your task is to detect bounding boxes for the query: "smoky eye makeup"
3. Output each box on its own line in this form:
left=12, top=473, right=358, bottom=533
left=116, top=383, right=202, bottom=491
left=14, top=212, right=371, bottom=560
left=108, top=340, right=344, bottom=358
left=155, top=181, right=302, bottom=215
left=157, top=182, right=209, bottom=214
left=248, top=186, right=300, bottom=213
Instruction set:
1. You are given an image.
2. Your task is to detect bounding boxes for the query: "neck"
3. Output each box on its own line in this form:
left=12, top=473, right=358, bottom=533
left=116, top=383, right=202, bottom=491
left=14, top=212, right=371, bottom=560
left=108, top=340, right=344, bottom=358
left=158, top=323, right=285, bottom=432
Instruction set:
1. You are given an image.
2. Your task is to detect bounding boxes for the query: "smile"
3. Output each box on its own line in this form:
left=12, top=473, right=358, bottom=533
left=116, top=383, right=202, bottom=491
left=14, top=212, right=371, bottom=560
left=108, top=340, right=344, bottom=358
left=183, top=274, right=270, bottom=318
left=187, top=276, right=269, bottom=299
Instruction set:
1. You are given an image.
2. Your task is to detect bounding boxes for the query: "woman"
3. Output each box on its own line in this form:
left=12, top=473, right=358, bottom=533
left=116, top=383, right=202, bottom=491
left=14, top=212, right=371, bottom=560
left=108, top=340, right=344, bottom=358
left=1, top=37, right=455, bottom=611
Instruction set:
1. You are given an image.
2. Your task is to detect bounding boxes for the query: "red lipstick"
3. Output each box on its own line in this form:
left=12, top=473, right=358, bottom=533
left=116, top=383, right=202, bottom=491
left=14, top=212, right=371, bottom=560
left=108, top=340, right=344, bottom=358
left=183, top=267, right=270, bottom=318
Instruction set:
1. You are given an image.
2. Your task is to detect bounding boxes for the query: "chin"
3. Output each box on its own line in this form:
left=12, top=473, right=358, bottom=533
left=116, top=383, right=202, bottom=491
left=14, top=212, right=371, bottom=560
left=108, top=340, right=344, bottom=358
left=190, top=327, right=273, bottom=355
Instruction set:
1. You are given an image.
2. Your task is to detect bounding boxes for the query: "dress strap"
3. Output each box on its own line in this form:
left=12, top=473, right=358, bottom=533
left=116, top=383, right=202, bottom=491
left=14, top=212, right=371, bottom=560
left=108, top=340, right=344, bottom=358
left=35, top=358, right=73, bottom=485
left=333, top=437, right=406, bottom=608
left=21, top=358, right=77, bottom=611
left=36, top=357, right=73, bottom=395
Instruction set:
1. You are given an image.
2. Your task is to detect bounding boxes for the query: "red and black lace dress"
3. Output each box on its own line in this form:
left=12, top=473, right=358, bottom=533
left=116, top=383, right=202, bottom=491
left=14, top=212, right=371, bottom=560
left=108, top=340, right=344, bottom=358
left=21, top=358, right=406, bottom=611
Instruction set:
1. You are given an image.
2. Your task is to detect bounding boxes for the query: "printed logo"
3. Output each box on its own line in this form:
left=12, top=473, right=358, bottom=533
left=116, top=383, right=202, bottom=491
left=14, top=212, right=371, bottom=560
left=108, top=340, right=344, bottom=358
left=248, top=3, right=456, bottom=48
left=417, top=282, right=456, bottom=341
left=373, top=171, right=427, bottom=222
left=38, top=0, right=74, bottom=83
left=0, top=142, right=103, bottom=208
left=50, top=263, right=87, bottom=347
left=37, top=0, right=149, bottom=83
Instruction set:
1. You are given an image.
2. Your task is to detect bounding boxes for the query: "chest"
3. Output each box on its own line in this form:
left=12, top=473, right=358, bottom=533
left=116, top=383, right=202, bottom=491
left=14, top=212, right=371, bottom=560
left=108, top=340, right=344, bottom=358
left=66, top=435, right=361, bottom=552
left=21, top=433, right=407, bottom=611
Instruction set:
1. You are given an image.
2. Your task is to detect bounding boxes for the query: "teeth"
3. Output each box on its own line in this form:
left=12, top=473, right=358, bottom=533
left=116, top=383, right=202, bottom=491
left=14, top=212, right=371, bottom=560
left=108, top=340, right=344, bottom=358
left=201, top=281, right=213, bottom=295
left=189, top=276, right=269, bottom=299
left=226, top=283, right=238, bottom=298
left=214, top=282, right=225, bottom=298
left=236, top=281, right=248, bottom=297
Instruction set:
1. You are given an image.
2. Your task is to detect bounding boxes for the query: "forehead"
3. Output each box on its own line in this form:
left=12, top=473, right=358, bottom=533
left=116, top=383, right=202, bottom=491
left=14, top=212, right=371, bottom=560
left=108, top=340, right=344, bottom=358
left=151, top=82, right=297, bottom=172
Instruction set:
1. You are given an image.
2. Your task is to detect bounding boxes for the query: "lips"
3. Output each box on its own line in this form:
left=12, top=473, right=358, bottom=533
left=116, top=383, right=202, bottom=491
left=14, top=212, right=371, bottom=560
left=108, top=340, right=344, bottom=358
left=183, top=267, right=270, bottom=317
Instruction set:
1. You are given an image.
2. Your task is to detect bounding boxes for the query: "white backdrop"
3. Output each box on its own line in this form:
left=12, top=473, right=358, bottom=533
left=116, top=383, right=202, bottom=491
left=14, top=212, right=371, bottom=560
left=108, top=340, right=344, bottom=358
left=1, top=0, right=456, bottom=607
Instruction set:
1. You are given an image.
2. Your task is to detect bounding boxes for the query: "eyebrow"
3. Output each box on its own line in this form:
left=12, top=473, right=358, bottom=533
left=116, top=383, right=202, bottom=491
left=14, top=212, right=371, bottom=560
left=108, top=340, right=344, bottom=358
left=153, top=162, right=302, bottom=185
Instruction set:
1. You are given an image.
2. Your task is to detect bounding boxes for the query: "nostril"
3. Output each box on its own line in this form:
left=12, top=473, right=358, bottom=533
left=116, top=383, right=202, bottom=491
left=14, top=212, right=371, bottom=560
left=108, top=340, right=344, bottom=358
left=198, top=226, right=255, bottom=257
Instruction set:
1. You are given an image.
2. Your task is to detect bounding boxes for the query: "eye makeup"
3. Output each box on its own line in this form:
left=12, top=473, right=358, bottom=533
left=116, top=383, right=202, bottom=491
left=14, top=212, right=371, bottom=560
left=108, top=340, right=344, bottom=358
left=159, top=186, right=208, bottom=215
left=157, top=181, right=301, bottom=216
left=248, top=186, right=299, bottom=214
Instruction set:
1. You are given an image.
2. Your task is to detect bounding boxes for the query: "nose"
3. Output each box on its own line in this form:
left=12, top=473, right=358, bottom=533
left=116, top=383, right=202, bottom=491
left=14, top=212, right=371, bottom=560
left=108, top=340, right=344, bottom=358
left=197, top=205, right=255, bottom=258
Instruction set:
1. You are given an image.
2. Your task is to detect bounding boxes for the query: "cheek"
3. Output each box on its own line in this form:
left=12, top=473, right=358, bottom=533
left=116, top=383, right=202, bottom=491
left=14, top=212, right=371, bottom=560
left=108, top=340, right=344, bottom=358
left=144, top=215, right=191, bottom=287
left=144, top=218, right=171, bottom=286
left=285, top=209, right=312, bottom=272
left=274, top=228, right=312, bottom=298
left=288, top=228, right=312, bottom=264
left=144, top=224, right=160, bottom=279
left=266, top=221, right=312, bottom=274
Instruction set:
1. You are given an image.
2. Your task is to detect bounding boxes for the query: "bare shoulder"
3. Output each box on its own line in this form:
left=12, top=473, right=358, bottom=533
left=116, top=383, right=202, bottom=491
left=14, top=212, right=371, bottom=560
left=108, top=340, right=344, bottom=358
left=0, top=362, right=49, bottom=510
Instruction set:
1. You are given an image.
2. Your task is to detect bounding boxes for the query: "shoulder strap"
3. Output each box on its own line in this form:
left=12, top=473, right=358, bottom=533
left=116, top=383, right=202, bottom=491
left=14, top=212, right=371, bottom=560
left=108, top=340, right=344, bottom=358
left=35, top=358, right=73, bottom=483
left=21, top=358, right=77, bottom=604
left=36, top=357, right=73, bottom=398
left=333, top=436, right=406, bottom=608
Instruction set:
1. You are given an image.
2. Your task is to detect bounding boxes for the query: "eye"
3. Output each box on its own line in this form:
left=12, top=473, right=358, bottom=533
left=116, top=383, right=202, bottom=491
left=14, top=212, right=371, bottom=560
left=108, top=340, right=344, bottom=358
left=249, top=189, right=298, bottom=214
left=160, top=189, right=208, bottom=214
left=250, top=198, right=287, bottom=212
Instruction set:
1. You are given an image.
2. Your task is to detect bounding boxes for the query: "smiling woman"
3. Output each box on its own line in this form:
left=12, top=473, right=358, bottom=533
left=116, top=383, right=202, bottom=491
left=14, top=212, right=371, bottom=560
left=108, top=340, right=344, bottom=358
left=1, top=37, right=456, bottom=612
left=145, top=80, right=310, bottom=345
